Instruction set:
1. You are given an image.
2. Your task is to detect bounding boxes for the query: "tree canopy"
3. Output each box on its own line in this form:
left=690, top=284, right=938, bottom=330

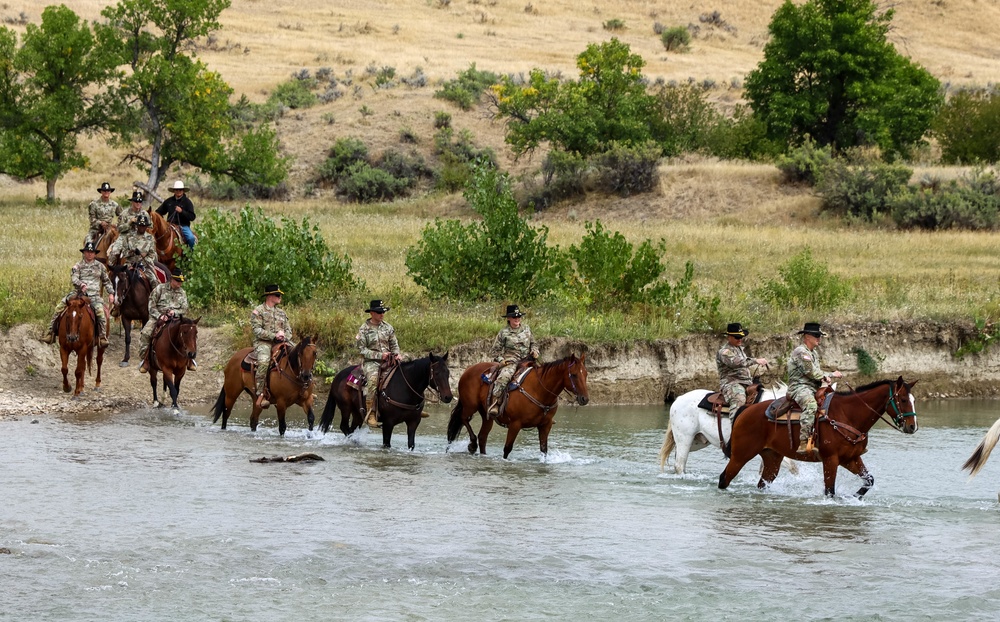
left=744, top=0, right=942, bottom=155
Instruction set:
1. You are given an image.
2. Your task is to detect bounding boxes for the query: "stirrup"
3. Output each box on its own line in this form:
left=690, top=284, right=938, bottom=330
left=41, top=332, right=55, bottom=344
left=99, top=337, right=109, bottom=347
left=256, top=393, right=270, bottom=409
left=366, top=411, right=381, bottom=428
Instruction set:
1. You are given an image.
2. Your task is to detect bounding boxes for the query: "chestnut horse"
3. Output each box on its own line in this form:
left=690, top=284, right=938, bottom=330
left=110, top=264, right=152, bottom=366
left=148, top=316, right=199, bottom=411
left=718, top=377, right=918, bottom=497
left=447, top=354, right=590, bottom=459
left=212, top=337, right=318, bottom=436
left=57, top=295, right=106, bottom=397
left=319, top=352, right=453, bottom=450
left=148, top=210, right=183, bottom=272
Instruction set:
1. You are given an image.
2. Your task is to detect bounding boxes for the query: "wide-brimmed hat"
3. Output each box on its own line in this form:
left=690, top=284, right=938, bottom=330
left=134, top=213, right=151, bottom=228
left=129, top=190, right=144, bottom=203
left=725, top=322, right=749, bottom=337
left=365, top=299, right=389, bottom=313
left=170, top=180, right=188, bottom=191
left=97, top=182, right=115, bottom=193
left=797, top=322, right=828, bottom=337
left=504, top=304, right=525, bottom=318
left=170, top=268, right=185, bottom=282
left=261, top=284, right=283, bottom=297
left=80, top=241, right=97, bottom=253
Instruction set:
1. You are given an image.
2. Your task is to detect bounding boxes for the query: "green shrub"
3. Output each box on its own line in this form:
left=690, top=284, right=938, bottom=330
left=267, top=77, right=318, bottom=109
left=339, top=161, right=410, bottom=203
left=703, top=105, right=782, bottom=160
left=434, top=63, right=500, bottom=111
left=189, top=175, right=289, bottom=201
left=433, top=111, right=452, bottom=129
left=653, top=84, right=719, bottom=156
left=932, top=89, right=1000, bottom=164
left=433, top=127, right=496, bottom=165
left=890, top=169, right=1000, bottom=230
left=435, top=151, right=473, bottom=192
left=523, top=150, right=588, bottom=210
left=184, top=206, right=357, bottom=307
left=661, top=26, right=691, bottom=52
left=817, top=159, right=912, bottom=220
left=593, top=141, right=662, bottom=197
left=776, top=137, right=834, bottom=185
left=757, top=248, right=852, bottom=311
left=378, top=149, right=432, bottom=186
left=603, top=18, right=626, bottom=31
left=852, top=347, right=883, bottom=376
left=317, top=137, right=369, bottom=183
left=406, top=161, right=568, bottom=301
left=567, top=220, right=669, bottom=306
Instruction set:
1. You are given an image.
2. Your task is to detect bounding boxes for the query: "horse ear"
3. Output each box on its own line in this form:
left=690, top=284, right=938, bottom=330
left=443, top=351, right=449, bottom=360
left=193, top=316, right=201, bottom=324
left=579, top=352, right=586, bottom=362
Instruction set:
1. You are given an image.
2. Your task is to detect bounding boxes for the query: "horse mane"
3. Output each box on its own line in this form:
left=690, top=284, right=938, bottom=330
left=537, top=355, right=576, bottom=376
left=837, top=379, right=894, bottom=394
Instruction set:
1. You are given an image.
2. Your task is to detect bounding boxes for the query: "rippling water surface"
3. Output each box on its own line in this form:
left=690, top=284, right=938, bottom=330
left=3, top=399, right=1000, bottom=621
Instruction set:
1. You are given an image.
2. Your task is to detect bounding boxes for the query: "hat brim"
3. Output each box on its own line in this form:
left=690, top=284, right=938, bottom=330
left=504, top=313, right=524, bottom=318
left=171, top=274, right=185, bottom=282
left=97, top=187, right=115, bottom=192
left=726, top=331, right=748, bottom=337
left=366, top=307, right=389, bottom=313
left=262, top=289, right=284, bottom=297
left=798, top=330, right=827, bottom=337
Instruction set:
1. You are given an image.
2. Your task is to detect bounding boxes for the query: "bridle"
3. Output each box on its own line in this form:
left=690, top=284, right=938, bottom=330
left=381, top=357, right=449, bottom=412
left=512, top=358, right=586, bottom=414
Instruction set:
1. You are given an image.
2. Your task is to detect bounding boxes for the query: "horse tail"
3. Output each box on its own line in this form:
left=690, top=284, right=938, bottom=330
left=319, top=387, right=338, bottom=433
left=962, top=417, right=1000, bottom=478
left=447, top=398, right=464, bottom=442
left=658, top=420, right=675, bottom=472
left=210, top=386, right=227, bottom=424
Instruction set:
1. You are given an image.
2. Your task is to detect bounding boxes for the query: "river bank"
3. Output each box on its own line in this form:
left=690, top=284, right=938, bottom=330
left=1, top=319, right=998, bottom=420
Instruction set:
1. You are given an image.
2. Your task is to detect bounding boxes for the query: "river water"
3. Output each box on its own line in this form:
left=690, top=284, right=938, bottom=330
left=2, top=398, right=1000, bottom=621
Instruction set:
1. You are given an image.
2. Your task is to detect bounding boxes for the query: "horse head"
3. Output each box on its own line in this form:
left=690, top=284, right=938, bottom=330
left=176, top=317, right=200, bottom=361
left=428, top=351, right=453, bottom=403
left=565, top=353, right=590, bottom=406
left=890, top=376, right=919, bottom=434
left=64, top=295, right=90, bottom=343
left=288, top=336, right=317, bottom=385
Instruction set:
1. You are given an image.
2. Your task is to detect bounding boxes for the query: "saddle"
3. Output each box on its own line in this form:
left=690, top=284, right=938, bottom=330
left=345, top=365, right=366, bottom=392
left=698, top=383, right=762, bottom=417
left=765, top=387, right=834, bottom=423
left=482, top=362, right=535, bottom=427
left=146, top=316, right=181, bottom=370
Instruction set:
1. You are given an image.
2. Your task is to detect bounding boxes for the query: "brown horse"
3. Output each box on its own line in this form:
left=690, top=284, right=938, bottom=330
left=148, top=316, right=200, bottom=411
left=148, top=209, right=183, bottom=272
left=212, top=337, right=318, bottom=436
left=57, top=295, right=106, bottom=397
left=320, top=353, right=453, bottom=449
left=718, top=377, right=919, bottom=497
left=447, top=354, right=590, bottom=459
left=110, top=264, right=152, bottom=367
left=94, top=226, right=119, bottom=266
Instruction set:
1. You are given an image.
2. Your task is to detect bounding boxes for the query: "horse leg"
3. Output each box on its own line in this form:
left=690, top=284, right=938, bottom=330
left=95, top=345, right=105, bottom=390
left=74, top=348, right=86, bottom=397
left=477, top=417, right=495, bottom=455
left=250, top=402, right=262, bottom=431
left=150, top=370, right=160, bottom=407
left=381, top=418, right=393, bottom=449
left=842, top=456, right=874, bottom=498
left=672, top=428, right=698, bottom=475
left=757, top=449, right=783, bottom=489
left=277, top=405, right=287, bottom=437
left=60, top=348, right=71, bottom=393
left=406, top=418, right=419, bottom=451
left=501, top=422, right=524, bottom=460
left=822, top=456, right=841, bottom=497
left=162, top=370, right=178, bottom=409
left=537, top=418, right=554, bottom=456
left=121, top=320, right=132, bottom=366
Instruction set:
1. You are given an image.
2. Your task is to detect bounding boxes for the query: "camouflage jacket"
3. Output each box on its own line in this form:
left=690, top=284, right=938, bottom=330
left=489, top=324, right=539, bottom=363
left=787, top=344, right=828, bottom=392
left=108, top=231, right=157, bottom=268
left=116, top=208, right=146, bottom=236
left=717, top=344, right=753, bottom=386
left=70, top=259, right=113, bottom=299
left=251, top=303, right=292, bottom=345
left=148, top=283, right=189, bottom=318
left=88, top=199, right=122, bottom=227
left=356, top=320, right=400, bottom=363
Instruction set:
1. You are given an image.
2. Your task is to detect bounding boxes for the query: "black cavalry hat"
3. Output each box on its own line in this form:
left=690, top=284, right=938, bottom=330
left=97, top=181, right=115, bottom=193
left=365, top=299, right=389, bottom=313
left=129, top=190, right=144, bottom=203
left=504, top=304, right=525, bottom=318
left=261, top=284, right=284, bottom=297
left=797, top=322, right=828, bottom=337
left=725, top=322, right=749, bottom=337
left=80, top=241, right=98, bottom=253
left=170, top=268, right=185, bottom=282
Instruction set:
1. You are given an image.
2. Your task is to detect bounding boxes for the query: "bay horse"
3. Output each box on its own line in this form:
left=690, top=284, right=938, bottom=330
left=718, top=377, right=918, bottom=497
left=149, top=209, right=183, bottom=272
left=110, top=263, right=152, bottom=366
left=94, top=226, right=119, bottom=266
left=447, top=354, right=589, bottom=459
left=962, top=417, right=1000, bottom=478
left=212, top=337, right=318, bottom=436
left=57, top=295, right=106, bottom=397
left=147, top=316, right=199, bottom=411
left=659, top=383, right=794, bottom=474
left=319, top=352, right=453, bottom=450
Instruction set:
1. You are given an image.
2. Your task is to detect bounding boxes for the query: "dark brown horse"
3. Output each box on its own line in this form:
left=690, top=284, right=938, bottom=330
left=448, top=354, right=590, bottom=459
left=148, top=316, right=199, bottom=411
left=149, top=209, right=183, bottom=272
left=320, top=352, right=453, bottom=450
left=110, top=264, right=152, bottom=367
left=57, top=295, right=106, bottom=397
left=212, top=337, right=318, bottom=436
left=94, top=226, right=119, bottom=266
left=718, top=377, right=919, bottom=497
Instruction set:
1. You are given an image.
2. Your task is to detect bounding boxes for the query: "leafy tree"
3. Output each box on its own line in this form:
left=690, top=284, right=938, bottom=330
left=97, top=0, right=288, bottom=192
left=0, top=7, right=119, bottom=201
left=745, top=0, right=941, bottom=156
left=490, top=38, right=661, bottom=158
left=932, top=90, right=1000, bottom=164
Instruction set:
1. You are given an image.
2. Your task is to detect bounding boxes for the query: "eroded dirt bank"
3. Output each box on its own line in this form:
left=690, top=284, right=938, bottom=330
left=1, top=320, right=998, bottom=419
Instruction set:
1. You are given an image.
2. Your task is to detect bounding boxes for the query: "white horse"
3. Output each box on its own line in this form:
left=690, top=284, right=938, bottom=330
left=658, top=383, right=796, bottom=475
left=962, top=417, right=1000, bottom=478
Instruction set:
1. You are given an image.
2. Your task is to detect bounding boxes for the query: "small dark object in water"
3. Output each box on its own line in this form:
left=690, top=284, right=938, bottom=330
left=250, top=453, right=325, bottom=463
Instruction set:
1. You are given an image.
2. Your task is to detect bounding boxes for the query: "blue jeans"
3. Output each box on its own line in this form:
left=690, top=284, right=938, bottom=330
left=179, top=226, right=196, bottom=248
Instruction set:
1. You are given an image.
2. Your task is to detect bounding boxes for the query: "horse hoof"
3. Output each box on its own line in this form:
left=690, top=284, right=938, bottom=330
left=172, top=408, right=180, bottom=415
left=119, top=361, right=129, bottom=367
left=152, top=400, right=162, bottom=408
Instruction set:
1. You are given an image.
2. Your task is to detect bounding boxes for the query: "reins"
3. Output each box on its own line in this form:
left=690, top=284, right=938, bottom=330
left=510, top=359, right=582, bottom=414
left=839, top=379, right=915, bottom=432
left=380, top=358, right=447, bottom=412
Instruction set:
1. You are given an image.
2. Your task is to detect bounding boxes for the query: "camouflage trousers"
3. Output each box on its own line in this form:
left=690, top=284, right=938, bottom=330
left=138, top=319, right=156, bottom=360
left=254, top=342, right=274, bottom=395
left=87, top=224, right=111, bottom=244
left=720, top=382, right=748, bottom=419
left=53, top=294, right=107, bottom=339
left=491, top=361, right=517, bottom=400
left=362, top=361, right=381, bottom=399
left=788, top=385, right=819, bottom=440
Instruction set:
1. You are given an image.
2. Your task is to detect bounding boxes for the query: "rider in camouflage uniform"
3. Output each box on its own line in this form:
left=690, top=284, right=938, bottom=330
left=116, top=190, right=147, bottom=237
left=787, top=322, right=842, bottom=454
left=487, top=305, right=540, bottom=419
left=41, top=241, right=115, bottom=347
left=86, top=182, right=122, bottom=244
left=251, top=284, right=293, bottom=409
left=138, top=268, right=190, bottom=372
left=107, top=212, right=158, bottom=284
left=356, top=299, right=401, bottom=428
left=717, top=322, right=768, bottom=419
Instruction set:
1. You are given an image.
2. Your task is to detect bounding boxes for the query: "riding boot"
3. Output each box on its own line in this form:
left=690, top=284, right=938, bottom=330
left=41, top=315, right=59, bottom=344
left=97, top=314, right=109, bottom=348
left=487, top=394, right=500, bottom=419
left=365, top=395, right=380, bottom=428
left=797, top=426, right=818, bottom=455
left=256, top=384, right=270, bottom=410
